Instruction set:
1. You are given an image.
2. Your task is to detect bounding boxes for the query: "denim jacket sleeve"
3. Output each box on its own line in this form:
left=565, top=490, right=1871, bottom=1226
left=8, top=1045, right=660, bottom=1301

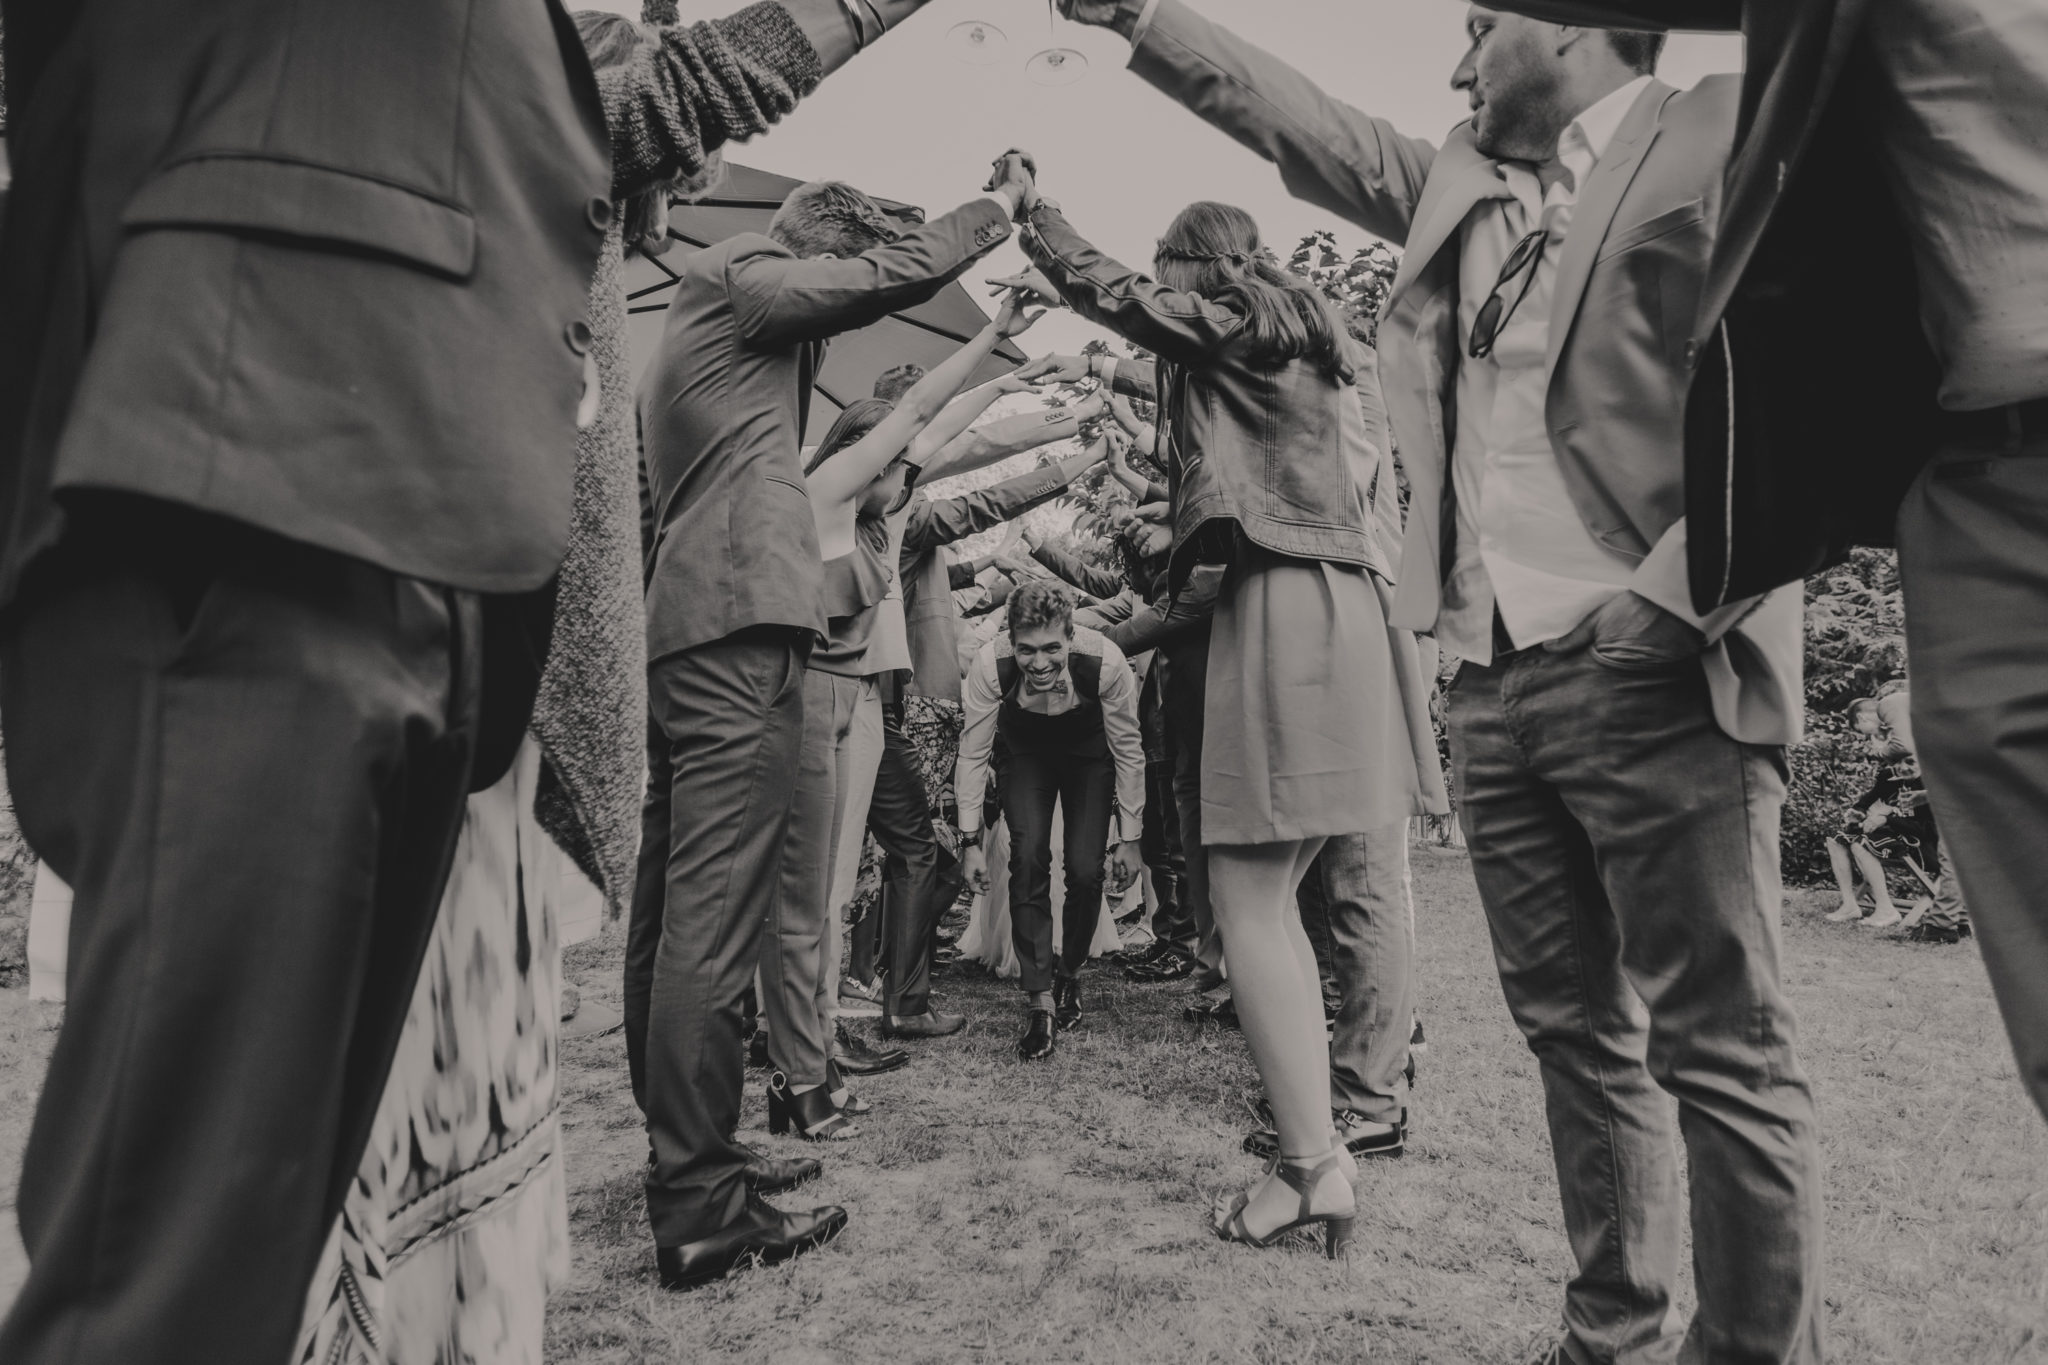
left=1021, top=202, right=1248, bottom=369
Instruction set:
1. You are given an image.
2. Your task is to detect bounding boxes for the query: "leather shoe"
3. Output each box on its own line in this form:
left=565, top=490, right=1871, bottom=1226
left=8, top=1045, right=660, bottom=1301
left=1052, top=972, right=1083, bottom=1031
left=881, top=1010, right=967, bottom=1039
left=1018, top=1008, right=1057, bottom=1061
left=738, top=1143, right=821, bottom=1196
left=655, top=1193, right=848, bottom=1290
left=832, top=1020, right=909, bottom=1075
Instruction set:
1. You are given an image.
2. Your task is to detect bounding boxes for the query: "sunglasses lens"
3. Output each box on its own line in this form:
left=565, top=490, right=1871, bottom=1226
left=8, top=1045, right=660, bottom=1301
left=1470, top=296, right=1503, bottom=357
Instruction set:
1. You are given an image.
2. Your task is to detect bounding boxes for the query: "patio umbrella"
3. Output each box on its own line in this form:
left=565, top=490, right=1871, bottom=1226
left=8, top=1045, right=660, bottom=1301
left=622, top=163, right=1029, bottom=446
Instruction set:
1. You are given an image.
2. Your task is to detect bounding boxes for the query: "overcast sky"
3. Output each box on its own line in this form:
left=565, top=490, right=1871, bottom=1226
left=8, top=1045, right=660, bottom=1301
left=590, top=0, right=1743, bottom=355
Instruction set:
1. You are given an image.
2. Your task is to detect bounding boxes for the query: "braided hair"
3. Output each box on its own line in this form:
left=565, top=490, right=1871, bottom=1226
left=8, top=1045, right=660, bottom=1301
left=1153, top=201, right=1355, bottom=385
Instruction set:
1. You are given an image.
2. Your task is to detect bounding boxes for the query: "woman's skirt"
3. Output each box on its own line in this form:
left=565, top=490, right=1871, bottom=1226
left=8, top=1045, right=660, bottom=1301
left=1201, top=554, right=1448, bottom=846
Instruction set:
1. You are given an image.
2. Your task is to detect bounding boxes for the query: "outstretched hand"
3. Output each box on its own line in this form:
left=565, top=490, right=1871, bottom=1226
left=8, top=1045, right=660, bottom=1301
left=994, top=288, right=1048, bottom=338
left=1057, top=0, right=1131, bottom=30
left=987, top=268, right=1062, bottom=309
left=1013, top=353, right=1093, bottom=385
left=984, top=148, right=1039, bottom=218
left=1107, top=841, right=1143, bottom=895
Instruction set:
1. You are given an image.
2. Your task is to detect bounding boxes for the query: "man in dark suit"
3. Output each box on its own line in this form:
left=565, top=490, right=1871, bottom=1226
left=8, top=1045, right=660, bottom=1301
left=630, top=166, right=1024, bottom=1289
left=1058, top=3, right=1822, bottom=1360
left=1490, top=0, right=2048, bottom=1129
left=0, top=3, right=609, bottom=1362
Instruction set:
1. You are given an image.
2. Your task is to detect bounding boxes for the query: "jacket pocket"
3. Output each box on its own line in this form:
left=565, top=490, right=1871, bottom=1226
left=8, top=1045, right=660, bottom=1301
left=122, top=154, right=477, bottom=280
left=1593, top=198, right=1705, bottom=265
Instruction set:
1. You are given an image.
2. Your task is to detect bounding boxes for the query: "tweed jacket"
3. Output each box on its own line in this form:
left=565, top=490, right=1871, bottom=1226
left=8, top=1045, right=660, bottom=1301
left=0, top=0, right=610, bottom=600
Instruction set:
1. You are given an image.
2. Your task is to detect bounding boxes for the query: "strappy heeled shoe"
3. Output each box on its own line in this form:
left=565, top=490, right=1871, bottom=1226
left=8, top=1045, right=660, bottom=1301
left=1211, top=1150, right=1357, bottom=1258
left=766, top=1071, right=860, bottom=1141
left=824, top=1058, right=872, bottom=1117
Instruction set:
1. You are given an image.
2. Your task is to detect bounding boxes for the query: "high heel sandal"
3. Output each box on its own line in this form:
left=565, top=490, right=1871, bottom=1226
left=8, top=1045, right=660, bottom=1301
left=1211, top=1150, right=1357, bottom=1258
left=766, top=1071, right=860, bottom=1141
left=825, top=1059, right=872, bottom=1117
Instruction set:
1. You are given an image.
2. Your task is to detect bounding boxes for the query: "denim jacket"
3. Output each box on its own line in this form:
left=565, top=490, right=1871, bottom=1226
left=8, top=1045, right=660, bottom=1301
left=1022, top=202, right=1388, bottom=593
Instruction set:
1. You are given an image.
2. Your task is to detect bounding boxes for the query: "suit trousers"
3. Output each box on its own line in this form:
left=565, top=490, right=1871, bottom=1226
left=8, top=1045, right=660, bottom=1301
left=1448, top=647, right=1823, bottom=1365
left=1158, top=626, right=1222, bottom=971
left=1897, top=437, right=2048, bottom=1119
left=763, top=669, right=864, bottom=1088
left=636, top=628, right=807, bottom=1247
left=998, top=744, right=1115, bottom=995
left=1295, top=824, right=1415, bottom=1124
left=1139, top=663, right=1192, bottom=946
left=861, top=704, right=948, bottom=1017
left=0, top=508, right=480, bottom=1365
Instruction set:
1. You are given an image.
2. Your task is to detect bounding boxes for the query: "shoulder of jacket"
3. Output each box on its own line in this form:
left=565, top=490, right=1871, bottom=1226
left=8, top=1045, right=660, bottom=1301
left=1071, top=625, right=1110, bottom=658
left=1668, top=73, right=1742, bottom=120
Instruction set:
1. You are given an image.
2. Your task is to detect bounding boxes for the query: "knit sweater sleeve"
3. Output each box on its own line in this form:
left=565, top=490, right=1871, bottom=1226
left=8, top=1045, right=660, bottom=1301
left=598, top=3, right=824, bottom=200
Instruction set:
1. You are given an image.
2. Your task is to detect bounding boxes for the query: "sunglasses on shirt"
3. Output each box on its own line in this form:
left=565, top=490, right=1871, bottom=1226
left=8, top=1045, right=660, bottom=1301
left=1468, top=223, right=1548, bottom=360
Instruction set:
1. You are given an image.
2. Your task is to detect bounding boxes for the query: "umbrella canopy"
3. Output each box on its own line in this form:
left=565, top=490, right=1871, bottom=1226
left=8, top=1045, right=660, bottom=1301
left=622, top=163, right=1029, bottom=446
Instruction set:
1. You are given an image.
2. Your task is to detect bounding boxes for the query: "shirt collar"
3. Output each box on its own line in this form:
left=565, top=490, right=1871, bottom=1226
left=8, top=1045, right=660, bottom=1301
left=1564, top=74, right=1654, bottom=169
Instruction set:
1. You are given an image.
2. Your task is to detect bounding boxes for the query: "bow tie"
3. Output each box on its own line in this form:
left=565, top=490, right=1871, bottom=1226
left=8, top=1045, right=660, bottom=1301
left=1024, top=675, right=1070, bottom=696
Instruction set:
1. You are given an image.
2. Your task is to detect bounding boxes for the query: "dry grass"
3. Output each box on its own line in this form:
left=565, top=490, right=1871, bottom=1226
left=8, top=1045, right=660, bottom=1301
left=4, top=849, right=2046, bottom=1362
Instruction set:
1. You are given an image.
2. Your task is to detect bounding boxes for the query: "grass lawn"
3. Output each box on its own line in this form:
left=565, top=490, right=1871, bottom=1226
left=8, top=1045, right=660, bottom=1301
left=4, top=847, right=2046, bottom=1361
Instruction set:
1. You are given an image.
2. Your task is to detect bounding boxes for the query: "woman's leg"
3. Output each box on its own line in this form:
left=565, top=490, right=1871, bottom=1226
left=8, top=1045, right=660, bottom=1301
left=1824, top=838, right=1866, bottom=920
left=1850, top=841, right=1901, bottom=919
left=1209, top=838, right=1353, bottom=1238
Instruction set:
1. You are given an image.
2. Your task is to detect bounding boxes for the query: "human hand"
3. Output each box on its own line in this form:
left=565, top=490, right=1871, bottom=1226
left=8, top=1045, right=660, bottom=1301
left=984, top=148, right=1038, bottom=219
left=994, top=288, right=1047, bottom=338
left=1057, top=0, right=1137, bottom=35
left=962, top=844, right=990, bottom=896
left=988, top=268, right=1062, bottom=308
left=1131, top=521, right=1171, bottom=558
left=1109, top=392, right=1146, bottom=435
left=1103, top=429, right=1133, bottom=470
left=1545, top=591, right=1706, bottom=671
left=1107, top=840, right=1144, bottom=894
left=1013, top=353, right=1092, bottom=385
left=1135, top=500, right=1171, bottom=523
left=1863, top=806, right=1892, bottom=833
left=994, top=552, right=1038, bottom=580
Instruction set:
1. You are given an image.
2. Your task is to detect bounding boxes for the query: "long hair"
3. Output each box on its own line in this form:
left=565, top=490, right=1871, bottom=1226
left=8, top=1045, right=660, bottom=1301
left=1153, top=201, right=1355, bottom=385
left=573, top=11, right=726, bottom=245
left=804, top=398, right=893, bottom=475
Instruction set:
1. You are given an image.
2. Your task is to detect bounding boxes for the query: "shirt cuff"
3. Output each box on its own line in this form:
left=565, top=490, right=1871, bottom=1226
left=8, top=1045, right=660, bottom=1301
left=982, top=192, right=1020, bottom=223
left=1098, top=356, right=1118, bottom=387
left=1126, top=0, right=1164, bottom=52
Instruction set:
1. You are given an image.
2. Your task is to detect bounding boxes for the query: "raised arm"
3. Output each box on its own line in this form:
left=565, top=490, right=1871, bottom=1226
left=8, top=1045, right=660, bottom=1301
left=728, top=194, right=1017, bottom=349
left=1022, top=202, right=1250, bottom=369
left=1059, top=0, right=1439, bottom=245
left=781, top=0, right=951, bottom=75
left=902, top=446, right=1100, bottom=554
left=1103, top=563, right=1225, bottom=655
left=596, top=4, right=823, bottom=199
left=921, top=391, right=1107, bottom=482
left=1029, top=534, right=1126, bottom=600
left=810, top=296, right=1039, bottom=509
left=1475, top=0, right=1742, bottom=28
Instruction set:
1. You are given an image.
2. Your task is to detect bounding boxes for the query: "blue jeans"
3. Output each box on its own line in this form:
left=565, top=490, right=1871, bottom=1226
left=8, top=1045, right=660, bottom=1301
left=1449, top=642, right=1823, bottom=1365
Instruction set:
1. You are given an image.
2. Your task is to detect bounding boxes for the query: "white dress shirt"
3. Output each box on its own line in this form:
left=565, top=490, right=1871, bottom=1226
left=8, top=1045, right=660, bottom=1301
left=1440, top=75, right=1659, bottom=666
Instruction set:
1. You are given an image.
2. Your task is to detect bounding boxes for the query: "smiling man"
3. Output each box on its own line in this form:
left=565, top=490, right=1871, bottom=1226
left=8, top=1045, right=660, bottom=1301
left=1056, top=2, right=1821, bottom=1361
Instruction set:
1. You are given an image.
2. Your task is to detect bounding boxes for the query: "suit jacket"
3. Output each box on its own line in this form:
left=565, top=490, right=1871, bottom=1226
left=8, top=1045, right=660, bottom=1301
left=640, top=197, right=1014, bottom=663
left=900, top=462, right=1073, bottom=702
left=1489, top=0, right=1942, bottom=612
left=1125, top=0, right=1803, bottom=744
left=0, top=0, right=612, bottom=600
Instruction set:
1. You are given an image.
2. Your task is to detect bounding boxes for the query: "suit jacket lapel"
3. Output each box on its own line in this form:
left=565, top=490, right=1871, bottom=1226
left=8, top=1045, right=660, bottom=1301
left=1547, top=80, right=1673, bottom=370
left=1386, top=127, right=1510, bottom=309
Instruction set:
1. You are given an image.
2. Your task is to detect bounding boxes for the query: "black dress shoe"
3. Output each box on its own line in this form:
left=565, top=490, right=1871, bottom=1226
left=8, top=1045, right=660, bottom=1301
left=1018, top=1008, right=1057, bottom=1061
left=737, top=1142, right=822, bottom=1196
left=1052, top=972, right=1083, bottom=1031
left=831, top=1020, right=909, bottom=1076
left=1183, top=993, right=1238, bottom=1028
left=655, top=1192, right=848, bottom=1291
left=1124, top=945, right=1197, bottom=982
left=881, top=1009, right=967, bottom=1039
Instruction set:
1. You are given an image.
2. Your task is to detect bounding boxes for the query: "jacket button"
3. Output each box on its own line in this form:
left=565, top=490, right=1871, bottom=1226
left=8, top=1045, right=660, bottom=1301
left=565, top=320, right=593, bottom=355
left=1683, top=338, right=1699, bottom=369
left=586, top=197, right=615, bottom=231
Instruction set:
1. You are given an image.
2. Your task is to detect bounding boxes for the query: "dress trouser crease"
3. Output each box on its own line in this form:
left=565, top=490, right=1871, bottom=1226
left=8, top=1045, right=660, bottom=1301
left=635, top=628, right=807, bottom=1247
left=0, top=510, right=480, bottom=1365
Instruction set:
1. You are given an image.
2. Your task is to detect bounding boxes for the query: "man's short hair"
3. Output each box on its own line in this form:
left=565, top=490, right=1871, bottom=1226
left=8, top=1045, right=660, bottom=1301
left=1848, top=697, right=1882, bottom=721
left=1606, top=30, right=1666, bottom=75
left=1006, top=579, right=1074, bottom=639
left=769, top=181, right=900, bottom=259
left=874, top=364, right=926, bottom=403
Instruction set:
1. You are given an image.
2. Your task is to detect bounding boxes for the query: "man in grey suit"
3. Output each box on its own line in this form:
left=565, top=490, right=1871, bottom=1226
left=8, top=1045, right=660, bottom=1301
left=0, top=3, right=609, bottom=1362
left=1059, top=4, right=1822, bottom=1361
left=632, top=168, right=1025, bottom=1289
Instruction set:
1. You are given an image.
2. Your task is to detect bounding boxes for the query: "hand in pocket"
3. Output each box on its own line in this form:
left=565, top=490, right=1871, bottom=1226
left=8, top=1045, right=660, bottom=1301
left=1551, top=591, right=1705, bottom=673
